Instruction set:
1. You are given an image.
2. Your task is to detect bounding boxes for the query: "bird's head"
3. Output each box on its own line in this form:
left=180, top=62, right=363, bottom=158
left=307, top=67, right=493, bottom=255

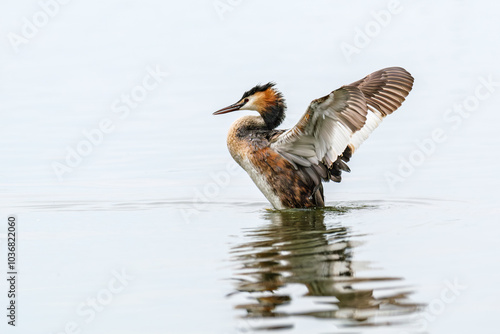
left=213, top=82, right=286, bottom=129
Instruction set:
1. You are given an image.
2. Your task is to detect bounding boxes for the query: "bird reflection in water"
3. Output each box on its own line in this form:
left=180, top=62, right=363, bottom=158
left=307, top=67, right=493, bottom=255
left=229, top=208, right=422, bottom=331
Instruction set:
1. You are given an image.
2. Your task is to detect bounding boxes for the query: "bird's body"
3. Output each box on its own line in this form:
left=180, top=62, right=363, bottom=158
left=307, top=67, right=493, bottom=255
left=226, top=115, right=319, bottom=209
left=214, top=67, right=414, bottom=209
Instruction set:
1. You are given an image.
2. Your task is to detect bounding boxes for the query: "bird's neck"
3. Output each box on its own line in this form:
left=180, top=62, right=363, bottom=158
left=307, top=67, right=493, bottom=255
left=231, top=116, right=267, bottom=136
left=259, top=99, right=286, bottom=130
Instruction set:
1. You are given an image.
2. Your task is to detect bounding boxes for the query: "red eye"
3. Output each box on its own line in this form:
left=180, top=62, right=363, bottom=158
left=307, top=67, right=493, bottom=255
left=244, top=98, right=249, bottom=103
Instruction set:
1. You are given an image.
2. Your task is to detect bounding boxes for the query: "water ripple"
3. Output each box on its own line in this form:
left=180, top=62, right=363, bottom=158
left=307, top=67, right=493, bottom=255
left=228, top=208, right=424, bottom=332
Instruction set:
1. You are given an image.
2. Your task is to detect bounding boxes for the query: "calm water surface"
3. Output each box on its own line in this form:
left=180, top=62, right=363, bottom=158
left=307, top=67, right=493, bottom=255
left=6, top=197, right=497, bottom=334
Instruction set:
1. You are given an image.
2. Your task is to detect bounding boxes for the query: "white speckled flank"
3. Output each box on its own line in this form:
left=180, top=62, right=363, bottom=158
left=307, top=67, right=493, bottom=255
left=240, top=157, right=286, bottom=210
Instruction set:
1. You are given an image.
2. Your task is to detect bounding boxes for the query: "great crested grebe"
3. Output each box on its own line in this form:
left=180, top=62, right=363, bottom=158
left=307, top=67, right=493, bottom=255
left=213, top=67, right=414, bottom=209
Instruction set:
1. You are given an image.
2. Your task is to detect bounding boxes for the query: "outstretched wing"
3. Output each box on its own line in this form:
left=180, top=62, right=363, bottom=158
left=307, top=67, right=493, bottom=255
left=342, top=67, right=414, bottom=161
left=270, top=67, right=413, bottom=188
left=271, top=86, right=367, bottom=169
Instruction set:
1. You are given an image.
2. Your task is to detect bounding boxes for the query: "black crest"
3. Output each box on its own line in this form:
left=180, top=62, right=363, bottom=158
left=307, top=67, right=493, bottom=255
left=241, top=82, right=277, bottom=100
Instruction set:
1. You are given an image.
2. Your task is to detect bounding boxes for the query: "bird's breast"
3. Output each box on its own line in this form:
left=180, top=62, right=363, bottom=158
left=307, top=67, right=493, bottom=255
left=226, top=120, right=286, bottom=209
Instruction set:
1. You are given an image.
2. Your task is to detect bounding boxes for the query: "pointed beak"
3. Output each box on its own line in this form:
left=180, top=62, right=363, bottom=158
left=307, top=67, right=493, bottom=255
left=213, top=102, right=244, bottom=115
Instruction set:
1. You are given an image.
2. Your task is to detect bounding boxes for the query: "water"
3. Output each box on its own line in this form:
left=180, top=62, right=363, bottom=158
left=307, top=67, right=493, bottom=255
left=1, top=0, right=500, bottom=333
left=229, top=207, right=421, bottom=331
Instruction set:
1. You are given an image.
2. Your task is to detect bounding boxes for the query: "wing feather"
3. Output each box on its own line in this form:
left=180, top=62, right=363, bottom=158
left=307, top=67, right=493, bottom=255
left=271, top=86, right=368, bottom=169
left=269, top=67, right=413, bottom=192
left=345, top=67, right=414, bottom=157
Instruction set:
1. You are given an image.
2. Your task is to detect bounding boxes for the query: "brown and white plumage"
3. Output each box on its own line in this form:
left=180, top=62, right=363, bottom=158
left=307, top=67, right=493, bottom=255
left=214, top=67, right=414, bottom=209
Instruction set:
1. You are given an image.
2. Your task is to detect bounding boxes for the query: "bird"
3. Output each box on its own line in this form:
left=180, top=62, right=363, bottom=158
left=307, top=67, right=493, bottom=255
left=213, top=67, right=414, bottom=209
